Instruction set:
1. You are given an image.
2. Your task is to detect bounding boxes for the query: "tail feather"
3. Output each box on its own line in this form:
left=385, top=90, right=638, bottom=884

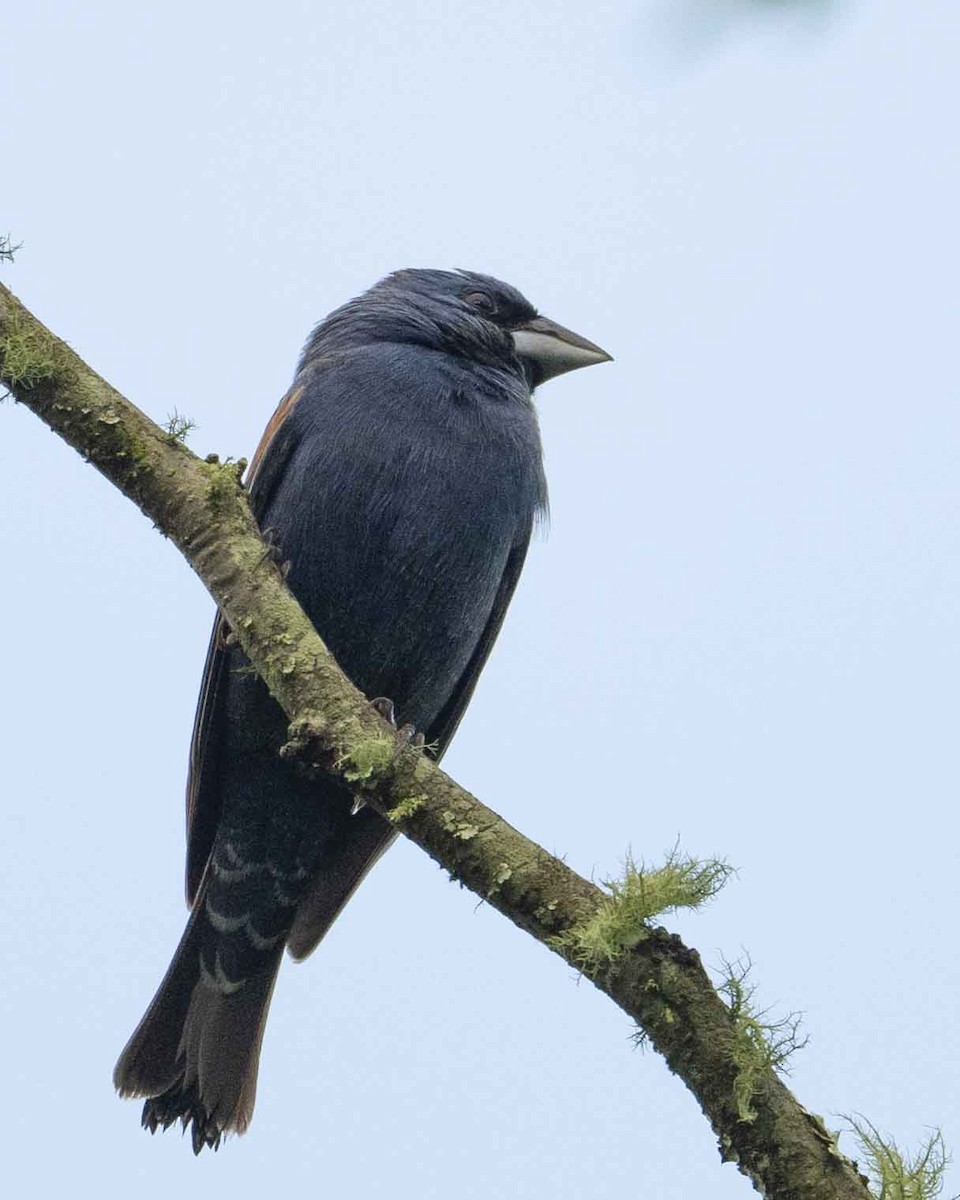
left=114, top=874, right=285, bottom=1153
left=114, top=899, right=207, bottom=1100
left=115, top=796, right=387, bottom=1150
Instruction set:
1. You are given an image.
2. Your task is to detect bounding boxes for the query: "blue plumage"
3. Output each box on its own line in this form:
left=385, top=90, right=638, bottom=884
left=114, top=269, right=609, bottom=1152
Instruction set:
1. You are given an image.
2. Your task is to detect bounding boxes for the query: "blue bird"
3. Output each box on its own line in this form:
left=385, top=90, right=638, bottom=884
left=114, top=269, right=611, bottom=1152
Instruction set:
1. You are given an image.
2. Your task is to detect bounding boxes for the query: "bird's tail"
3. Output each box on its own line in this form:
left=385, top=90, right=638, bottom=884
left=114, top=869, right=286, bottom=1154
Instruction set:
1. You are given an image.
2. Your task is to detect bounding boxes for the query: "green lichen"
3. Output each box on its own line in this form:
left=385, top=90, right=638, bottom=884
left=338, top=733, right=395, bottom=783
left=799, top=1107, right=847, bottom=1161
left=532, top=898, right=559, bottom=924
left=0, top=234, right=21, bottom=264
left=483, top=862, right=514, bottom=899
left=846, top=1117, right=951, bottom=1200
left=164, top=408, right=198, bottom=443
left=203, top=458, right=242, bottom=512
left=387, top=794, right=427, bottom=823
left=550, top=847, right=733, bottom=971
left=440, top=810, right=482, bottom=840
left=718, top=957, right=807, bottom=1123
left=88, top=410, right=152, bottom=473
left=0, top=316, right=58, bottom=391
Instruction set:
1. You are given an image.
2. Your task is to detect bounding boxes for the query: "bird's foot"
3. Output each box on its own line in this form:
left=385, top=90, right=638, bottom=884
left=258, top=526, right=291, bottom=576
left=370, top=696, right=425, bottom=748
left=141, top=1086, right=223, bottom=1155
left=351, top=698, right=424, bottom=815
left=370, top=696, right=397, bottom=725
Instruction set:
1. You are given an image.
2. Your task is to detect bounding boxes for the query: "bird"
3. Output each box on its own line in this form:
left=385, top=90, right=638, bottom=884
left=113, top=269, right=611, bottom=1153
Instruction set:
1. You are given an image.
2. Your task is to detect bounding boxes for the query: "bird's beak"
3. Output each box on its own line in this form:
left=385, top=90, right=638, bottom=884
left=511, top=315, right=612, bottom=385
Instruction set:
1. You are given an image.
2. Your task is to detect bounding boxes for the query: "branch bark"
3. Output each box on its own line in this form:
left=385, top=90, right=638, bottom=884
left=0, top=280, right=871, bottom=1200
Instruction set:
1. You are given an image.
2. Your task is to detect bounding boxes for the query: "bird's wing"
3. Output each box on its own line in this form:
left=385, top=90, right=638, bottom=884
left=427, top=531, right=533, bottom=758
left=285, top=529, right=533, bottom=959
left=285, top=806, right=397, bottom=960
left=184, top=385, right=304, bottom=905
left=184, top=616, right=229, bottom=904
left=245, top=385, right=304, bottom=512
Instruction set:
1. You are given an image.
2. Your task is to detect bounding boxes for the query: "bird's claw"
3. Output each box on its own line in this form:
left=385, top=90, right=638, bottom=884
left=397, top=724, right=425, bottom=749
left=370, top=696, right=397, bottom=726
left=259, top=527, right=291, bottom=576
left=351, top=699, right=422, bottom=815
left=370, top=697, right=424, bottom=748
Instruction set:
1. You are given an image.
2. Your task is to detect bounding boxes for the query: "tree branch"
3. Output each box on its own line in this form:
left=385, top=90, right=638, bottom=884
left=0, top=280, right=871, bottom=1199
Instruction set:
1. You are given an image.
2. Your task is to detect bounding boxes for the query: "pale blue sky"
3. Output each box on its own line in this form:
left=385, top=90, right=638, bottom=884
left=1, top=2, right=957, bottom=1196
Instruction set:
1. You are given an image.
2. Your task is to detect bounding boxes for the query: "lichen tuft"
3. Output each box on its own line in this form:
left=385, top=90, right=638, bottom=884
left=550, top=846, right=733, bottom=971
left=718, top=956, right=808, bottom=1123
left=164, top=408, right=198, bottom=443
left=387, top=794, right=427, bottom=823
left=845, top=1116, right=951, bottom=1200
left=338, top=733, right=395, bottom=783
left=0, top=234, right=22, bottom=264
left=0, top=316, right=58, bottom=392
left=203, top=459, right=242, bottom=512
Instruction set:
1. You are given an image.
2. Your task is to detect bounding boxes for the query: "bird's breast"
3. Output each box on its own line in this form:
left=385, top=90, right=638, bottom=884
left=267, top=378, right=541, bottom=729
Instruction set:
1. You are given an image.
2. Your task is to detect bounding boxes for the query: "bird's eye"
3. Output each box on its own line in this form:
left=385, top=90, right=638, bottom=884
left=464, top=290, right=497, bottom=316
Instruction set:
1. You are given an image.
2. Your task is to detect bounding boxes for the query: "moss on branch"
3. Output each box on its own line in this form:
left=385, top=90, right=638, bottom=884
left=846, top=1117, right=950, bottom=1200
left=550, top=847, right=733, bottom=970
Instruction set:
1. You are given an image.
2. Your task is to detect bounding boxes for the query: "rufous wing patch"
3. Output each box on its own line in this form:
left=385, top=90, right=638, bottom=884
left=246, top=385, right=304, bottom=489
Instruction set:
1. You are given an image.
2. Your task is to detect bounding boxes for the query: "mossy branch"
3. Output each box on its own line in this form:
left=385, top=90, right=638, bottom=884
left=1, top=278, right=880, bottom=1199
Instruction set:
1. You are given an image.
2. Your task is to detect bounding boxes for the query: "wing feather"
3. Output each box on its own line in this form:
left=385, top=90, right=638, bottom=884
left=427, top=533, right=532, bottom=758
left=184, top=386, right=304, bottom=904
left=286, top=530, right=533, bottom=958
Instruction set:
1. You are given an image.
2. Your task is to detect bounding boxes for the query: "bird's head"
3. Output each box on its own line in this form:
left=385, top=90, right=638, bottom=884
left=306, top=269, right=611, bottom=388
